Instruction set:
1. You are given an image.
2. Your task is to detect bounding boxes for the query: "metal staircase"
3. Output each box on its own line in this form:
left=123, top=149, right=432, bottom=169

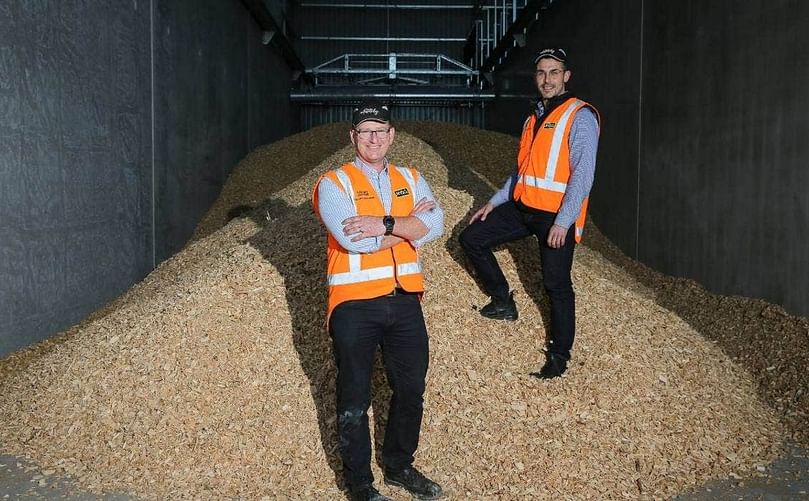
left=467, top=0, right=558, bottom=84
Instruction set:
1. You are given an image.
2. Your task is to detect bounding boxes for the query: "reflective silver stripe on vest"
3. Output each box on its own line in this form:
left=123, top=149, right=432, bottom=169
left=517, top=174, right=568, bottom=193
left=328, top=265, right=394, bottom=285
left=576, top=226, right=583, bottom=237
left=327, top=165, right=421, bottom=286
left=544, top=99, right=583, bottom=183
left=348, top=252, right=361, bottom=272
left=397, top=262, right=422, bottom=276
left=330, top=168, right=368, bottom=285
left=391, top=168, right=421, bottom=278
left=334, top=168, right=354, bottom=206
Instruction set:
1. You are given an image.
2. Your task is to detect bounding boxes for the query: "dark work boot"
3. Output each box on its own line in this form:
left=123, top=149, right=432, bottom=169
left=384, top=467, right=443, bottom=500
left=479, top=292, right=518, bottom=321
left=530, top=353, right=568, bottom=379
left=349, top=485, right=393, bottom=501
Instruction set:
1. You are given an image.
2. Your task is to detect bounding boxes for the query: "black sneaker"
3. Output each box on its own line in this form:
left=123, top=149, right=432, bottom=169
left=349, top=485, right=392, bottom=501
left=384, top=467, right=443, bottom=500
left=530, top=353, right=568, bottom=379
left=479, top=292, right=518, bottom=321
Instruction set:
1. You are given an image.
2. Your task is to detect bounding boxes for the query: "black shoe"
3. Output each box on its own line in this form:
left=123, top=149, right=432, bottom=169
left=479, top=292, right=518, bottom=321
left=349, top=485, right=392, bottom=501
left=530, top=353, right=568, bottom=379
left=384, top=467, right=443, bottom=500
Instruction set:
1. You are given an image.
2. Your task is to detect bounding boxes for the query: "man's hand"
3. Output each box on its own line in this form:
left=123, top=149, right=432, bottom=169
left=342, top=215, right=385, bottom=242
left=410, top=197, right=436, bottom=215
left=342, top=198, right=436, bottom=242
left=468, top=202, right=494, bottom=224
left=547, top=224, right=567, bottom=249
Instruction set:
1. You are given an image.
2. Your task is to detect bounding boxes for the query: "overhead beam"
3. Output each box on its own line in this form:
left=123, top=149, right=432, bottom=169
left=301, top=36, right=467, bottom=42
left=241, top=0, right=305, bottom=73
left=290, top=86, right=495, bottom=102
left=299, top=3, right=475, bottom=9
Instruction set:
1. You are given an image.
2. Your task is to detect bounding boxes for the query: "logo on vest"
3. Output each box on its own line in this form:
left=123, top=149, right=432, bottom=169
left=355, top=189, right=374, bottom=201
left=394, top=188, right=410, bottom=197
left=543, top=122, right=556, bottom=129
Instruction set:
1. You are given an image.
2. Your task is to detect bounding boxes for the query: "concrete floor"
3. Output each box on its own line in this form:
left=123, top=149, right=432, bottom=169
left=2, top=446, right=808, bottom=500
left=674, top=444, right=809, bottom=501
left=0, top=455, right=132, bottom=500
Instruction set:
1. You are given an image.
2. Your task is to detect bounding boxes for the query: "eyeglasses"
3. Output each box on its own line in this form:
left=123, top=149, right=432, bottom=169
left=535, top=68, right=565, bottom=78
left=354, top=128, right=391, bottom=139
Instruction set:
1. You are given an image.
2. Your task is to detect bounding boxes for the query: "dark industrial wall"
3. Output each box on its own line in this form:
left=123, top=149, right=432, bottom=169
left=490, top=0, right=809, bottom=318
left=0, top=1, right=153, bottom=357
left=0, top=0, right=298, bottom=357
left=638, top=0, right=809, bottom=317
left=153, top=0, right=298, bottom=260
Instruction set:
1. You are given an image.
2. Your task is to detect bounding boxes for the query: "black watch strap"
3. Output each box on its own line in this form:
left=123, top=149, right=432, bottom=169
left=383, top=215, right=395, bottom=236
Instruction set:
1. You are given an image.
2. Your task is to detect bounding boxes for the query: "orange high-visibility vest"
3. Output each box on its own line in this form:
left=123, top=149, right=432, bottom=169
left=512, top=97, right=600, bottom=243
left=313, top=162, right=424, bottom=320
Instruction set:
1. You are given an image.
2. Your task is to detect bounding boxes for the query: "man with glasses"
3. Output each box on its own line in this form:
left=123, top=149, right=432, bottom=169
left=459, top=48, right=601, bottom=380
left=313, top=100, right=445, bottom=501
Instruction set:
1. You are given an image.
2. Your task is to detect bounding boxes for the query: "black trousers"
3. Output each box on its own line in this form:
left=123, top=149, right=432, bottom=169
left=458, top=201, right=577, bottom=359
left=329, top=293, right=429, bottom=492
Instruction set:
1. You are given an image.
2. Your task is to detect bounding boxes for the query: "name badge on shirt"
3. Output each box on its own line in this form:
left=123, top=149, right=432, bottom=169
left=394, top=188, right=410, bottom=197
left=543, top=122, right=556, bottom=129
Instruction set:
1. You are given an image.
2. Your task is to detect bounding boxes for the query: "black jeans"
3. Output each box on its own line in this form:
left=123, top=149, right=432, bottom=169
left=329, top=293, right=429, bottom=492
left=458, top=201, right=576, bottom=359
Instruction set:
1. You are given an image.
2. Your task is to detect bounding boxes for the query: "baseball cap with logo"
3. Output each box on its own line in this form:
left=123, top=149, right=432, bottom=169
left=533, top=47, right=568, bottom=65
left=352, top=101, right=391, bottom=127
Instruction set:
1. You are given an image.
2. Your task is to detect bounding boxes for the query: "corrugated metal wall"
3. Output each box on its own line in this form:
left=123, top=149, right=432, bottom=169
left=489, top=0, right=809, bottom=318
left=0, top=0, right=298, bottom=357
left=0, top=1, right=153, bottom=356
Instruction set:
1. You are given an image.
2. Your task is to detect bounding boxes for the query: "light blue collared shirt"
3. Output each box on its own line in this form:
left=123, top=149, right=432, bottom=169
left=316, top=156, right=444, bottom=254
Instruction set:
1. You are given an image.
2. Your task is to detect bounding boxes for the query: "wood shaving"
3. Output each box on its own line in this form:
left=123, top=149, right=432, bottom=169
left=1, top=122, right=801, bottom=500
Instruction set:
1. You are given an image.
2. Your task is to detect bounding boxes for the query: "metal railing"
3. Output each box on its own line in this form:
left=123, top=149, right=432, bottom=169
left=300, top=1, right=558, bottom=90
left=307, top=52, right=478, bottom=87
left=465, top=0, right=557, bottom=82
left=466, top=1, right=531, bottom=69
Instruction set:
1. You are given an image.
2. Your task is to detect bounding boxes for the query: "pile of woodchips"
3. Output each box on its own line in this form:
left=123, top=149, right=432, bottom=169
left=2, top=121, right=803, bottom=500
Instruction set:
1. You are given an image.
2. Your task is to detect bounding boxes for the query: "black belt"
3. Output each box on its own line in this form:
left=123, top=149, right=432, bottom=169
left=514, top=200, right=556, bottom=217
left=385, top=287, right=418, bottom=296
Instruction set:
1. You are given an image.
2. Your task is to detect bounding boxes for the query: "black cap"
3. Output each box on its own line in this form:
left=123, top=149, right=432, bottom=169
left=352, top=101, right=391, bottom=127
left=533, top=47, right=568, bottom=65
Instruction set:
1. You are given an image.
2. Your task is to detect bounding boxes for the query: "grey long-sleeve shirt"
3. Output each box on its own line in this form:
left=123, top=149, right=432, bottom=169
left=489, top=104, right=600, bottom=229
left=316, top=156, right=444, bottom=254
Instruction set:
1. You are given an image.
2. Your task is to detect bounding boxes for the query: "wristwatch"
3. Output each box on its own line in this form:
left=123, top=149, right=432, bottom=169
left=383, top=215, right=395, bottom=236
